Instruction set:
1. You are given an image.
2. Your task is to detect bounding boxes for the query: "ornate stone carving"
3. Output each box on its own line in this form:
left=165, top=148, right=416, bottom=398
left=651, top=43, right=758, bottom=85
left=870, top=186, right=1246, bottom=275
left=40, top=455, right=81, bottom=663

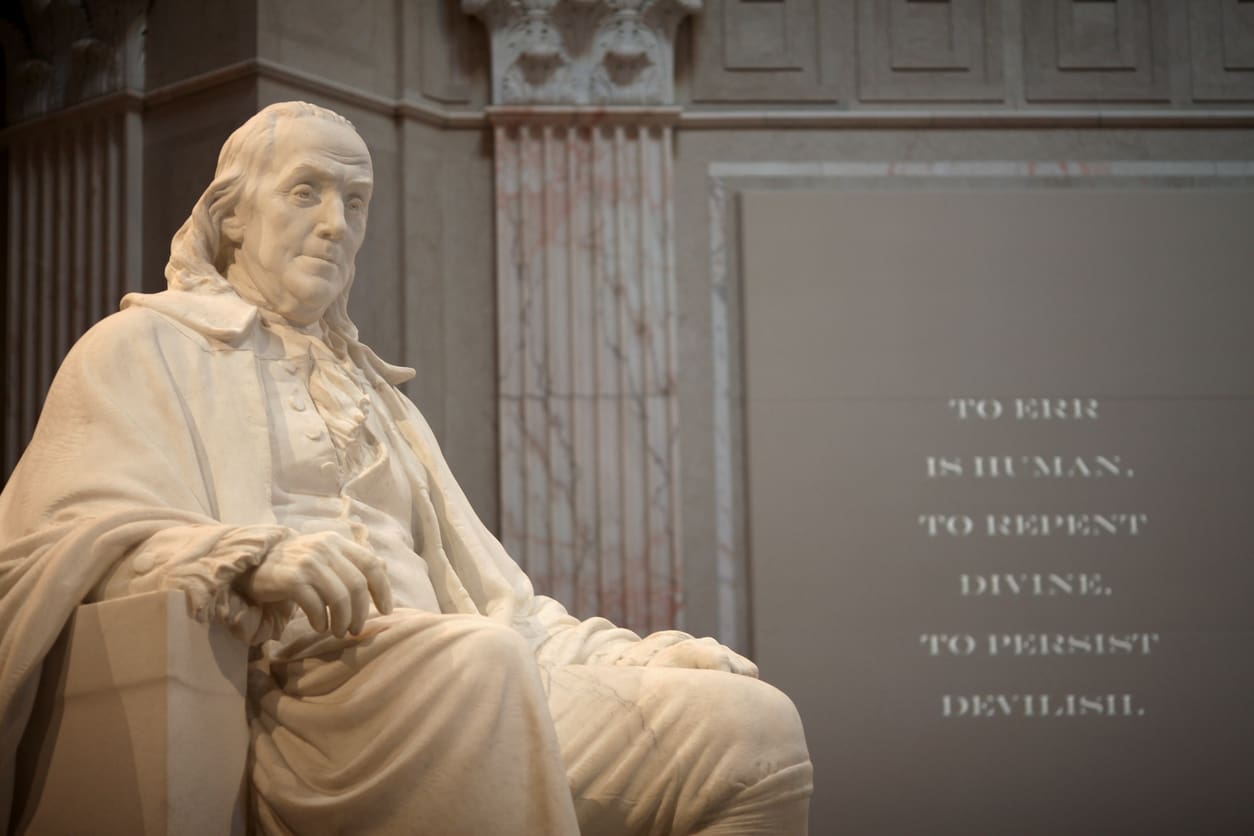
left=0, top=0, right=145, bottom=124
left=462, top=0, right=700, bottom=105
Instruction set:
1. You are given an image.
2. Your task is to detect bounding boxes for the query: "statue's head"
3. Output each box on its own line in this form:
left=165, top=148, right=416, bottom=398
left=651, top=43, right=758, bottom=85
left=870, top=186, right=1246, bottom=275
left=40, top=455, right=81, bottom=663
left=166, top=101, right=373, bottom=333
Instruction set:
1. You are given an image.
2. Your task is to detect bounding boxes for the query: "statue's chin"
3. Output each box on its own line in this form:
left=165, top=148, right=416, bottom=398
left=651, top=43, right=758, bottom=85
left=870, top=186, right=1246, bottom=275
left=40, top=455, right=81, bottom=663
left=276, top=265, right=344, bottom=325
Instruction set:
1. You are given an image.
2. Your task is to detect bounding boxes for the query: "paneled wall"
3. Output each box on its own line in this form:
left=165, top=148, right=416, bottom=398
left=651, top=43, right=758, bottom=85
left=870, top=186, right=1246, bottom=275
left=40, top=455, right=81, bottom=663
left=1191, top=0, right=1254, bottom=100
left=669, top=5, right=1254, bottom=830
left=858, top=0, right=1004, bottom=101
left=688, top=0, right=1254, bottom=107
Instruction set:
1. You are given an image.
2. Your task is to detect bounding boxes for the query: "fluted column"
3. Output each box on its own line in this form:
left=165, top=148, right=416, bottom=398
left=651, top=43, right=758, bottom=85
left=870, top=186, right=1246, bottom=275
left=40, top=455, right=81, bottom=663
left=2, top=2, right=145, bottom=478
left=4, top=109, right=143, bottom=470
left=466, top=0, right=698, bottom=633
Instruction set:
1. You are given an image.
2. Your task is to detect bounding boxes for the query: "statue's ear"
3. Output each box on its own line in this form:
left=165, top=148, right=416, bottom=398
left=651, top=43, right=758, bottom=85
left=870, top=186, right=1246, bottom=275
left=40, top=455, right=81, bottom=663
left=222, top=213, right=246, bottom=245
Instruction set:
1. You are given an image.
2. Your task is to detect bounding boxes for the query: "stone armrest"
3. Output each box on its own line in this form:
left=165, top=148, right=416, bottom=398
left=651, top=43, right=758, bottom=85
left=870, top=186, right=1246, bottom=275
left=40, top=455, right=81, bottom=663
left=12, top=590, right=249, bottom=836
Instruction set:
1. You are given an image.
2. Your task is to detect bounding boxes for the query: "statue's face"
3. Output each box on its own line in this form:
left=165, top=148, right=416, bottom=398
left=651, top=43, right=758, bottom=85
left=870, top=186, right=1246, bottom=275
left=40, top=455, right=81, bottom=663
left=229, top=117, right=373, bottom=326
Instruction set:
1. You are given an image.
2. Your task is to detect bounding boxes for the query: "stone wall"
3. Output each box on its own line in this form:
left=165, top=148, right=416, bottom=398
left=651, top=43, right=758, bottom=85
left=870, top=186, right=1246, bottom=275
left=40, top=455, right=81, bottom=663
left=685, top=0, right=1254, bottom=108
left=666, top=6, right=1254, bottom=832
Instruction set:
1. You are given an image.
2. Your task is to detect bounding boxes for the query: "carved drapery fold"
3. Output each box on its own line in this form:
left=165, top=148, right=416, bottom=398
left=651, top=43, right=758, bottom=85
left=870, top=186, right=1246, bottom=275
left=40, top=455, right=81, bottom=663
left=467, top=0, right=698, bottom=633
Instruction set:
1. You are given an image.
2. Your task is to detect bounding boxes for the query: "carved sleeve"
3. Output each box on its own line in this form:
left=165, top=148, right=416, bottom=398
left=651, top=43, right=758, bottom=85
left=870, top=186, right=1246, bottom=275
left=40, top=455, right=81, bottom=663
left=88, top=523, right=294, bottom=644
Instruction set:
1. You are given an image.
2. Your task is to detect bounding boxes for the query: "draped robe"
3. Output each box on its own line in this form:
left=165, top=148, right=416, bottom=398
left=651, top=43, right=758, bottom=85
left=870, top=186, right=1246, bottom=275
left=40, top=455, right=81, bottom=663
left=0, top=289, right=812, bottom=834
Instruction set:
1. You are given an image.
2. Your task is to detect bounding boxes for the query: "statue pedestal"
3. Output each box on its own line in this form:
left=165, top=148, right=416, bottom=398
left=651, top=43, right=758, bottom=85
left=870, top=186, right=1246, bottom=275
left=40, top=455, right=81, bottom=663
left=13, top=590, right=248, bottom=835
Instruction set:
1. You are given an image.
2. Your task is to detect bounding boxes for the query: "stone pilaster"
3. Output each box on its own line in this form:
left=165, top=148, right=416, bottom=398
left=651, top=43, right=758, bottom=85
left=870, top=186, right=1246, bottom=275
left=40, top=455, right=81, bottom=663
left=2, top=1, right=146, bottom=476
left=465, top=0, right=698, bottom=632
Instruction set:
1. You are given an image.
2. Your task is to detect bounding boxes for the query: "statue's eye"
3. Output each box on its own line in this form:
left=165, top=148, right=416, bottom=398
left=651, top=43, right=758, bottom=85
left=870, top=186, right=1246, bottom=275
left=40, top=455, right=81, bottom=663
left=291, top=185, right=316, bottom=202
left=347, top=197, right=365, bottom=213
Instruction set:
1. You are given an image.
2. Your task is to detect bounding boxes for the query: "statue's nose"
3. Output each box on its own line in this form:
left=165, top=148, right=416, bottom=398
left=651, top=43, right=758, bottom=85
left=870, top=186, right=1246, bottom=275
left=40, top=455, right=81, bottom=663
left=316, top=196, right=347, bottom=240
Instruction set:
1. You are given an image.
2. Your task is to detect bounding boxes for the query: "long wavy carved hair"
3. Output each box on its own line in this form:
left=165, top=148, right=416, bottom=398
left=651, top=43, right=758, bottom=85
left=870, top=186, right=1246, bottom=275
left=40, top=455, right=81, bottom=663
left=164, top=101, right=362, bottom=341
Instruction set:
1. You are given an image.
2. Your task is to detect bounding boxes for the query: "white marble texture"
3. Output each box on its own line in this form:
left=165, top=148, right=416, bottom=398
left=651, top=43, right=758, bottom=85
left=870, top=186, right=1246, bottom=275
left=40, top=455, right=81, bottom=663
left=13, top=591, right=248, bottom=835
left=494, top=114, right=683, bottom=633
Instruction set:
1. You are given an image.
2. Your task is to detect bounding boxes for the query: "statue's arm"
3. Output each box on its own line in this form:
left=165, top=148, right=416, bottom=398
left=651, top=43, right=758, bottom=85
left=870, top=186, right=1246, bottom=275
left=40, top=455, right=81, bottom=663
left=73, top=313, right=394, bottom=640
left=3, top=309, right=286, bottom=643
left=522, top=594, right=758, bottom=675
left=94, top=525, right=393, bottom=641
left=86, top=522, right=294, bottom=642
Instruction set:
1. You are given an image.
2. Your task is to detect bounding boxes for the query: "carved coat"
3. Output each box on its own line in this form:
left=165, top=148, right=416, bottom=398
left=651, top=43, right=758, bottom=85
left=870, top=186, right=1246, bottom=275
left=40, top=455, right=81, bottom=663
left=0, top=289, right=668, bottom=824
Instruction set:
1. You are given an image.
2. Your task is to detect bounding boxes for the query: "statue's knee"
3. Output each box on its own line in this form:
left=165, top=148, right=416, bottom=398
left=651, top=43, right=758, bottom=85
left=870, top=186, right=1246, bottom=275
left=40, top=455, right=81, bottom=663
left=740, top=678, right=806, bottom=749
left=443, top=618, right=535, bottom=678
left=694, top=675, right=809, bottom=761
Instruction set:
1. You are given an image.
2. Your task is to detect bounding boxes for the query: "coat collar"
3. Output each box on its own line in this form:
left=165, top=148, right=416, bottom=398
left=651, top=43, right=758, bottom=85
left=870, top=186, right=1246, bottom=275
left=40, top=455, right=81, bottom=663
left=121, top=289, right=261, bottom=343
left=121, top=289, right=416, bottom=385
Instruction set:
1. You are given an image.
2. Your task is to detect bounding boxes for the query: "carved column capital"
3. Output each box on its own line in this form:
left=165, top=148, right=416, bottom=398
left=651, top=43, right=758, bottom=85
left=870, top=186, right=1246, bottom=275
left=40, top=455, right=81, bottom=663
left=462, top=0, right=700, bottom=106
left=1, top=0, right=145, bottom=124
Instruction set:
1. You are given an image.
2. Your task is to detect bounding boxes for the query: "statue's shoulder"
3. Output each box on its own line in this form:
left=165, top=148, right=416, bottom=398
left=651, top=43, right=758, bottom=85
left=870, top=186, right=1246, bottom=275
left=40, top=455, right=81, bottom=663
left=66, top=291, right=255, bottom=383
left=76, top=296, right=204, bottom=354
left=39, top=299, right=204, bottom=405
left=91, top=289, right=259, bottom=351
left=74, top=302, right=171, bottom=350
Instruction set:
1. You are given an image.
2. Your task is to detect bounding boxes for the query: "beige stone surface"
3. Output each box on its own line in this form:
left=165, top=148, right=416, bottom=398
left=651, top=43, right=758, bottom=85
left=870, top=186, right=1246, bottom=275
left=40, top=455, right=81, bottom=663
left=13, top=591, right=247, bottom=836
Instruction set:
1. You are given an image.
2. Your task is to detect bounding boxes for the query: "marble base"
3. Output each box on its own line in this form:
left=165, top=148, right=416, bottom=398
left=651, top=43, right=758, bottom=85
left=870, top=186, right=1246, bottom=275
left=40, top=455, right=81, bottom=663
left=12, top=590, right=248, bottom=835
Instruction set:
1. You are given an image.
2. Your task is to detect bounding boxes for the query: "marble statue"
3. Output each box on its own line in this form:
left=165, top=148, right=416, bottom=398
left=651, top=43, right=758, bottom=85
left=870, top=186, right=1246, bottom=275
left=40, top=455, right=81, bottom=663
left=0, top=101, right=812, bottom=835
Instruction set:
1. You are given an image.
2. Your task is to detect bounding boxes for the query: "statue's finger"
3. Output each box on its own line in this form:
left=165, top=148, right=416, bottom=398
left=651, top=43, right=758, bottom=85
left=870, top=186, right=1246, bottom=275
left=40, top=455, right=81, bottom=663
left=290, top=584, right=329, bottom=632
left=345, top=550, right=393, bottom=616
left=368, top=569, right=393, bottom=616
left=305, top=560, right=354, bottom=637
left=324, top=552, right=373, bottom=635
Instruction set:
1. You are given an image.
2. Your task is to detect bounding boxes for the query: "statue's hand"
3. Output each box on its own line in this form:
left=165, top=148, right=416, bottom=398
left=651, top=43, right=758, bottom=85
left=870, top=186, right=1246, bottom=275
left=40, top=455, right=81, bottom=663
left=236, top=531, right=393, bottom=637
left=646, top=636, right=760, bottom=678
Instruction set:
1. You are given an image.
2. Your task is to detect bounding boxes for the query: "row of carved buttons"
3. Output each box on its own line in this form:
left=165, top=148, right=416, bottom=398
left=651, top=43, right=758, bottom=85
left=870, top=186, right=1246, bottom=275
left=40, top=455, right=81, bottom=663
left=274, top=360, right=336, bottom=477
left=288, top=397, right=321, bottom=439
left=284, top=391, right=326, bottom=442
left=279, top=360, right=327, bottom=442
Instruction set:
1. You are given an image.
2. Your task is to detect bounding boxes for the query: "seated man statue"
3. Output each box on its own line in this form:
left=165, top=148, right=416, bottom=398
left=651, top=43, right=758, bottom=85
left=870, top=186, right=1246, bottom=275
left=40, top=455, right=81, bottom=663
left=0, top=101, right=812, bottom=835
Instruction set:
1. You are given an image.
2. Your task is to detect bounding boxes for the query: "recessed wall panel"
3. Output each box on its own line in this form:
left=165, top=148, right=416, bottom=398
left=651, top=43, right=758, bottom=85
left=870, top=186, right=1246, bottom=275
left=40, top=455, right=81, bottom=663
left=857, top=0, right=1005, bottom=101
left=1023, top=0, right=1170, bottom=101
left=741, top=188, right=1254, bottom=833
